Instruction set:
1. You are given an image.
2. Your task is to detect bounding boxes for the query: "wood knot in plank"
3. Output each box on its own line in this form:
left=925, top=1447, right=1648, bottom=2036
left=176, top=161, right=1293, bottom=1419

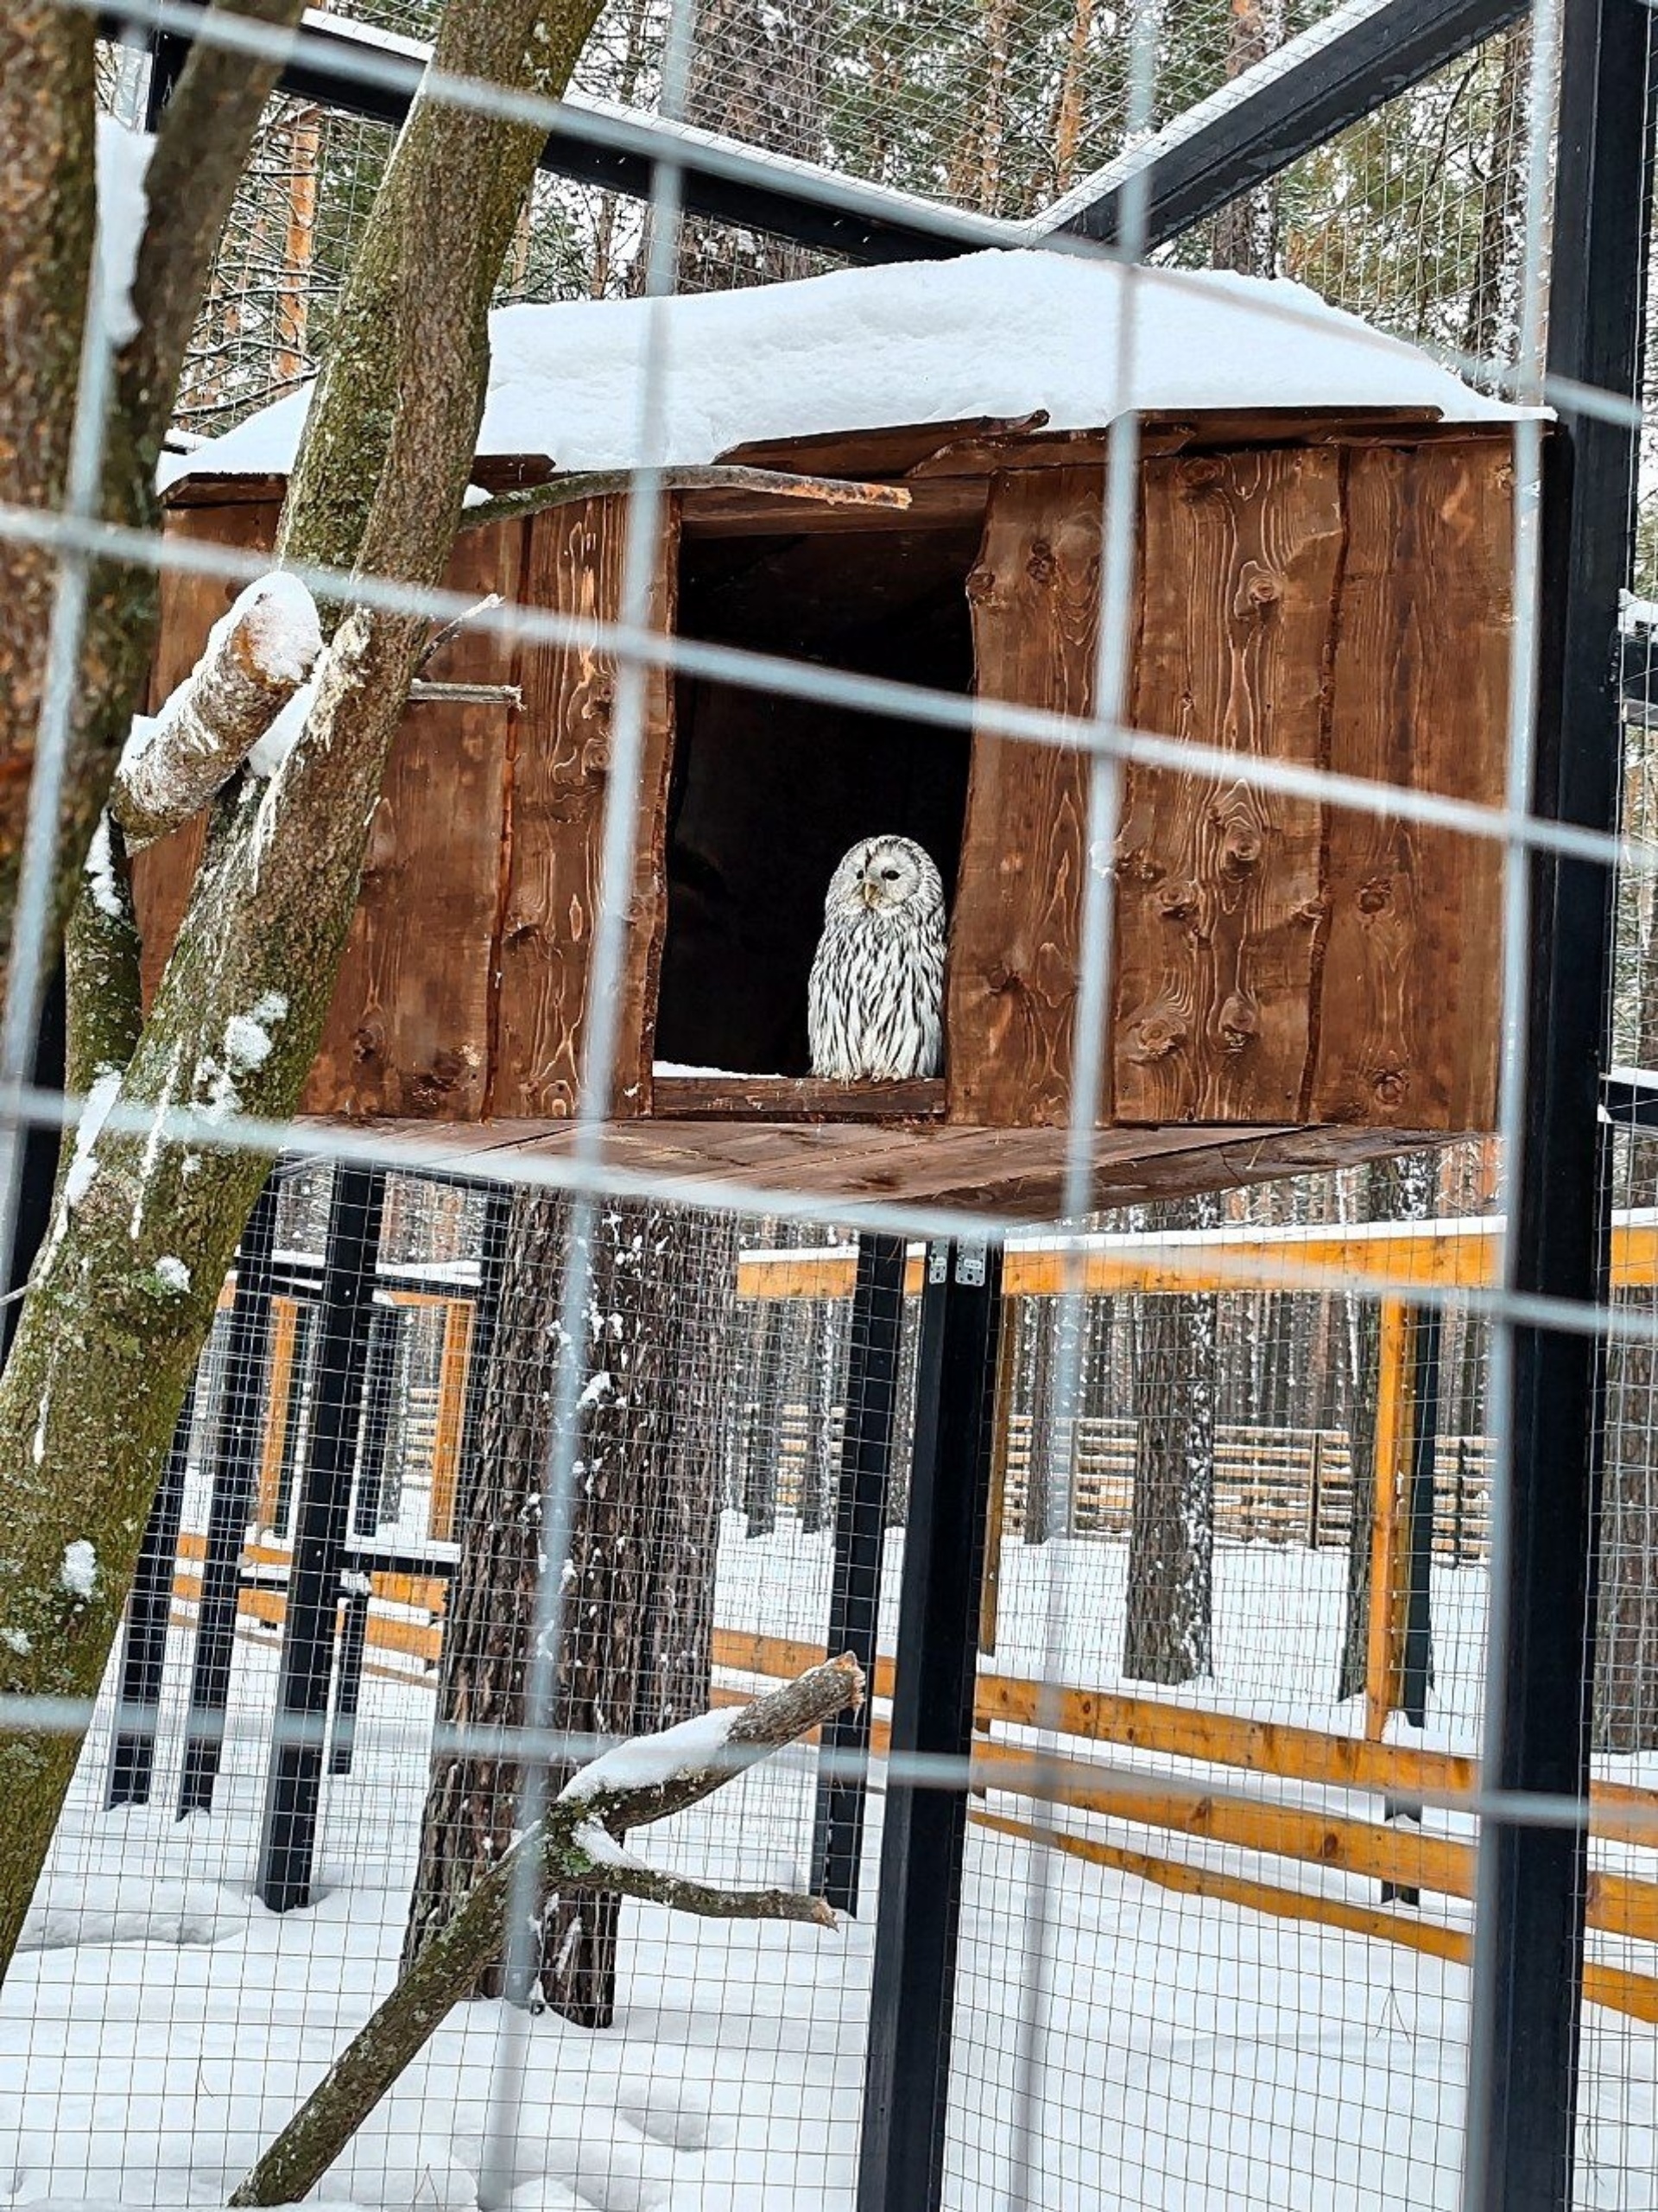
left=1356, top=874, right=1394, bottom=915
left=1218, top=821, right=1262, bottom=878
left=349, top=1021, right=384, bottom=1068
left=1176, top=456, right=1225, bottom=493
left=1371, top=1067, right=1410, bottom=1107
left=965, top=564, right=997, bottom=604
left=1025, top=539, right=1055, bottom=585
left=1124, top=1005, right=1187, bottom=1062
left=408, top=1048, right=480, bottom=1111
left=1218, top=992, right=1258, bottom=1053
left=1153, top=878, right=1199, bottom=923
left=1231, top=561, right=1281, bottom=619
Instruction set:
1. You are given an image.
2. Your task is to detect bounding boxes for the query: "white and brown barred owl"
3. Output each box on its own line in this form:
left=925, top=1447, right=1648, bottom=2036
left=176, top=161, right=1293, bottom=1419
left=807, top=835, right=946, bottom=1081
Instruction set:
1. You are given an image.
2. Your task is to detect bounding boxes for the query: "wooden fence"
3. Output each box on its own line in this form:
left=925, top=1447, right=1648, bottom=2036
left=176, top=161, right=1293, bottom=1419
left=165, top=1553, right=1657, bottom=2031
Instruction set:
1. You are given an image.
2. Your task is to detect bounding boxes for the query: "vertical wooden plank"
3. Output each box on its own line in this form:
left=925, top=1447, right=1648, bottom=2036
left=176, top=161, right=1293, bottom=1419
left=427, top=1298, right=474, bottom=1543
left=1313, top=435, right=1511, bottom=1130
left=1365, top=1296, right=1415, bottom=1739
left=490, top=495, right=678, bottom=1120
left=948, top=468, right=1101, bottom=1128
left=1113, top=447, right=1344, bottom=1124
left=257, top=1296, right=299, bottom=1530
left=303, top=521, right=522, bottom=1119
left=130, top=501, right=282, bottom=1010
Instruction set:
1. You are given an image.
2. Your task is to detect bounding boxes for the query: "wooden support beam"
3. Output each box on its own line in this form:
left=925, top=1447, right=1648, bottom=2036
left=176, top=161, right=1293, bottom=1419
left=1365, top=1298, right=1416, bottom=1739
left=737, top=1214, right=1658, bottom=1302
left=969, top=1813, right=1658, bottom=2027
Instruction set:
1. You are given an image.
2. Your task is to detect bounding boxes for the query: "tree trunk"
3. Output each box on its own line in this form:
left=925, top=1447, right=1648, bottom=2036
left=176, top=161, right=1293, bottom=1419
left=403, top=1193, right=738, bottom=2026
left=1462, top=24, right=1530, bottom=370
left=673, top=0, right=828, bottom=291
left=1210, top=0, right=1282, bottom=276
left=1123, top=1195, right=1218, bottom=1684
left=0, top=0, right=606, bottom=1988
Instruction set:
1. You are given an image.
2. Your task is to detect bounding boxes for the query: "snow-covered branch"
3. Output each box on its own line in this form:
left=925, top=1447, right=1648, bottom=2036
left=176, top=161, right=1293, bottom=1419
left=230, top=1655, right=863, bottom=2208
left=459, top=461, right=913, bottom=532
left=111, top=574, right=321, bottom=850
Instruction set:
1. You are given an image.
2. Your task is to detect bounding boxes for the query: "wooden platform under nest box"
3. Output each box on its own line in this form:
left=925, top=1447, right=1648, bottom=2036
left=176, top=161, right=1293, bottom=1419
left=140, top=408, right=1516, bottom=1220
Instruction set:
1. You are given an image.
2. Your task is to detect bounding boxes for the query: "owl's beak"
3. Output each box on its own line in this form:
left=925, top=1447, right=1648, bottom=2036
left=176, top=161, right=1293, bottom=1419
left=859, top=878, right=880, bottom=909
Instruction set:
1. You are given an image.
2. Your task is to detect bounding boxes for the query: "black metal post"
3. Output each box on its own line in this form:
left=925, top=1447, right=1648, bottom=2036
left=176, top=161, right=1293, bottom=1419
left=2, top=963, right=64, bottom=1370
left=857, top=1240, right=1001, bottom=2212
left=1401, top=1304, right=1441, bottom=1733
left=1381, top=1302, right=1442, bottom=1907
left=1465, top=3, right=1655, bottom=2206
left=142, top=24, right=190, bottom=130
left=812, top=1233, right=906, bottom=1916
left=176, top=1177, right=280, bottom=1816
left=256, top=1166, right=386, bottom=1911
left=104, top=1395, right=195, bottom=1807
left=328, top=1302, right=400, bottom=1776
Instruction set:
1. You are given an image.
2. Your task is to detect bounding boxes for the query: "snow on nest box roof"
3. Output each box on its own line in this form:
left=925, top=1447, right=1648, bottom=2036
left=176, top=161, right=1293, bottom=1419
left=160, top=248, right=1517, bottom=493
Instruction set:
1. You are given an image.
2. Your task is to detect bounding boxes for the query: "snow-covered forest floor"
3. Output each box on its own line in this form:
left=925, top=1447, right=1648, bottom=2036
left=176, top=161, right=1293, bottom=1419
left=2, top=1524, right=1655, bottom=2211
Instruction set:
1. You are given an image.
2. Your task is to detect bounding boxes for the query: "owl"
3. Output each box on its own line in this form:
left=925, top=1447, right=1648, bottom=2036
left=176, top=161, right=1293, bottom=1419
left=807, top=835, right=946, bottom=1081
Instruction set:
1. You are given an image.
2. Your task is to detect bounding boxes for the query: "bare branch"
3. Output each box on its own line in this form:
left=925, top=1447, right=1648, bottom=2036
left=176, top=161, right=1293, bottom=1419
left=569, top=1857, right=838, bottom=1928
left=407, top=680, right=523, bottom=709
left=459, top=463, right=914, bottom=532
left=110, top=574, right=321, bottom=849
left=229, top=1657, right=863, bottom=2208
left=416, top=591, right=503, bottom=672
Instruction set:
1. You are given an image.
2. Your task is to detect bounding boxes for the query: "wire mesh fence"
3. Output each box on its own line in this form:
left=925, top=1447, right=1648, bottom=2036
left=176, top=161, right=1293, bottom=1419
left=4, top=0, right=1658, bottom=2205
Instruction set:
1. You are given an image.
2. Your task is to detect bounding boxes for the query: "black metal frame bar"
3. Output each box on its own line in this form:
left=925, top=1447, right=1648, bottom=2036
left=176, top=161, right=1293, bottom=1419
left=177, top=1176, right=280, bottom=1816
left=857, top=1241, right=1002, bottom=2212
left=256, top=1165, right=387, bottom=1910
left=1051, top=0, right=1525, bottom=247
left=812, top=1232, right=906, bottom=1917
left=1464, top=3, right=1656, bottom=2205
left=104, top=1394, right=194, bottom=1807
left=110, top=0, right=1527, bottom=270
left=1380, top=1302, right=1442, bottom=1908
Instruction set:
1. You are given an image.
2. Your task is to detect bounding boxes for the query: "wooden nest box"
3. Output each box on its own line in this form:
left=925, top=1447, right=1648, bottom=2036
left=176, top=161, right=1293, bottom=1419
left=144, top=263, right=1519, bottom=1219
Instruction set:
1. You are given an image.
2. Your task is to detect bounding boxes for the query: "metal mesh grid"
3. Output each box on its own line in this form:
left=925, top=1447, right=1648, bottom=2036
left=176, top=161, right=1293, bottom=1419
left=9, top=0, right=1658, bottom=2207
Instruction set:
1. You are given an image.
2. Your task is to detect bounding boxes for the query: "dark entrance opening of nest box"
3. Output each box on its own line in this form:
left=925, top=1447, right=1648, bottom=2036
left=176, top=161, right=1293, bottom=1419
left=655, top=522, right=979, bottom=1079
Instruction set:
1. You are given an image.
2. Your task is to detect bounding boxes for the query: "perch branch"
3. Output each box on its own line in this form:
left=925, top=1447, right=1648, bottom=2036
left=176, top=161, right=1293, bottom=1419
left=229, top=1655, right=864, bottom=2209
left=110, top=574, right=321, bottom=850
left=460, top=463, right=913, bottom=531
left=564, top=1849, right=838, bottom=1928
left=416, top=591, right=503, bottom=672
left=407, top=680, right=523, bottom=708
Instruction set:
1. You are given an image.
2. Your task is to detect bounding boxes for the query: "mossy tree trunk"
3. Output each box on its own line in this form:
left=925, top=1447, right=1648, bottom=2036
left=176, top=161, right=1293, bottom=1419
left=0, top=0, right=310, bottom=1004
left=0, top=0, right=607, bottom=1984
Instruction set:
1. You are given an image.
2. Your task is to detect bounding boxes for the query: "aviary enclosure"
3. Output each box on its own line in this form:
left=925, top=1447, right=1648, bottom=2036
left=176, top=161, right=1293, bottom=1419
left=1, top=0, right=1655, bottom=2209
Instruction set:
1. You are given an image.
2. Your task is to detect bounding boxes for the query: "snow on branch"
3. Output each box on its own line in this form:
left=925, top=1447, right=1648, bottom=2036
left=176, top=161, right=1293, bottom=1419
left=111, top=574, right=321, bottom=850
left=459, top=462, right=913, bottom=532
left=230, top=1654, right=864, bottom=2209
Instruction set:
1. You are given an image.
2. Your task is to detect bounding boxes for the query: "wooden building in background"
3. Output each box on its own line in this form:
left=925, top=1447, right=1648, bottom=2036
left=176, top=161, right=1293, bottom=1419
left=142, top=263, right=1518, bottom=1219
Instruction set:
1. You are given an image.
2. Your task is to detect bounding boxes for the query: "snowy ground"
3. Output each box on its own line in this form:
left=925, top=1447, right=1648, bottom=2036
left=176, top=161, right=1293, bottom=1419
left=1, top=1524, right=1655, bottom=2211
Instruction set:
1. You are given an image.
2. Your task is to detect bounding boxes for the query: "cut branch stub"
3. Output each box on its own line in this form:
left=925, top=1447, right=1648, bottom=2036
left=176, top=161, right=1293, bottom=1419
left=111, top=572, right=320, bottom=849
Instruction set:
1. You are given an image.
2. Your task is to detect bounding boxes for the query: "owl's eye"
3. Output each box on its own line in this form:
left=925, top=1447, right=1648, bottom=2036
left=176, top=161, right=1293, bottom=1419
left=881, top=868, right=900, bottom=882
